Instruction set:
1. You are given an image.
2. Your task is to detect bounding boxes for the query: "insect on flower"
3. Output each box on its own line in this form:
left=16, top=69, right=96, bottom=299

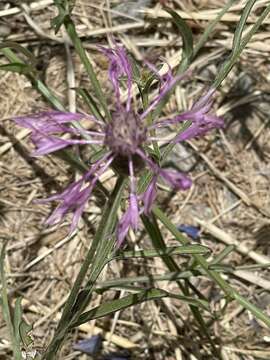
left=13, top=42, right=223, bottom=246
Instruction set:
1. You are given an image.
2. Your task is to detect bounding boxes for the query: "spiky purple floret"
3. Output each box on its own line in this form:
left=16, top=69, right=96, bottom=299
left=99, top=43, right=133, bottom=112
left=141, top=176, right=158, bottom=215
left=14, top=111, right=104, bottom=156
left=13, top=42, right=224, bottom=246
left=36, top=153, right=113, bottom=232
left=117, top=193, right=140, bottom=247
left=159, top=169, right=192, bottom=190
left=152, top=89, right=224, bottom=142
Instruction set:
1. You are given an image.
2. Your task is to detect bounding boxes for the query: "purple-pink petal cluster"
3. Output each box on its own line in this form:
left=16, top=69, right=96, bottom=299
left=13, top=42, right=223, bottom=246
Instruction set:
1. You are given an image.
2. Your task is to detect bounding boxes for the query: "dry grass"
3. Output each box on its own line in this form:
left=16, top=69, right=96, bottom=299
left=0, top=0, right=270, bottom=359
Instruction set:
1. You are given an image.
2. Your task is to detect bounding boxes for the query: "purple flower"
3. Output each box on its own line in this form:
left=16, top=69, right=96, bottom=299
left=141, top=176, right=158, bottom=215
left=13, top=42, right=223, bottom=246
left=117, top=193, right=140, bottom=247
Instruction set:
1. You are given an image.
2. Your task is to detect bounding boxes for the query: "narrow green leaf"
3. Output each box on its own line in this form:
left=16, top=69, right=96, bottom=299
left=141, top=212, right=219, bottom=355
left=153, top=206, right=233, bottom=295
left=43, top=177, right=126, bottom=358
left=19, top=321, right=33, bottom=347
left=0, top=243, right=22, bottom=360
left=153, top=206, right=270, bottom=329
left=35, top=78, right=65, bottom=110
left=67, top=21, right=111, bottom=121
left=76, top=88, right=105, bottom=122
left=137, top=169, right=154, bottom=194
left=51, top=0, right=75, bottom=33
left=167, top=292, right=209, bottom=311
left=236, top=263, right=270, bottom=271
left=96, top=270, right=195, bottom=290
left=214, top=2, right=270, bottom=88
left=0, top=63, right=34, bottom=75
left=149, top=0, right=238, bottom=122
left=233, top=292, right=270, bottom=328
left=209, top=245, right=235, bottom=266
left=208, top=264, right=234, bottom=272
left=164, top=7, right=193, bottom=70
left=193, top=0, right=237, bottom=57
left=14, top=298, right=23, bottom=345
left=89, top=148, right=109, bottom=164
left=114, top=244, right=210, bottom=260
left=71, top=288, right=168, bottom=326
left=231, top=0, right=257, bottom=53
left=0, top=41, right=37, bottom=66
left=72, top=288, right=209, bottom=327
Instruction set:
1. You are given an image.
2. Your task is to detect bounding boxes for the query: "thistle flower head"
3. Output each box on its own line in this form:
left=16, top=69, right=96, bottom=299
left=104, top=110, right=146, bottom=157
left=13, top=42, right=223, bottom=246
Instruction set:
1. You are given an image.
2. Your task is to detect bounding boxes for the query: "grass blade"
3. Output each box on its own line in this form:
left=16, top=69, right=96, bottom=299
left=209, top=245, right=235, bottom=266
left=76, top=88, right=105, bottom=122
left=42, top=177, right=125, bottom=359
left=71, top=289, right=168, bottom=326
left=52, top=0, right=111, bottom=121
left=14, top=298, right=23, bottom=346
left=231, top=0, right=257, bottom=52
left=141, top=213, right=220, bottom=357
left=153, top=206, right=270, bottom=329
left=72, top=288, right=209, bottom=327
left=113, top=244, right=210, bottom=260
left=193, top=0, right=237, bottom=57
left=165, top=7, right=193, bottom=71
left=96, top=271, right=195, bottom=290
left=0, top=243, right=22, bottom=360
left=214, top=2, right=270, bottom=88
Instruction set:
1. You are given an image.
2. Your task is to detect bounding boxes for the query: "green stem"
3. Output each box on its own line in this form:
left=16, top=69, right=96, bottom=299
left=0, top=243, right=22, bottom=360
left=141, top=214, right=222, bottom=358
left=42, top=177, right=125, bottom=359
left=153, top=206, right=270, bottom=328
left=63, top=19, right=111, bottom=121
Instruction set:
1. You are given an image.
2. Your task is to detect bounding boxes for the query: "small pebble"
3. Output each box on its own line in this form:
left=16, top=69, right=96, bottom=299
left=0, top=24, right=11, bottom=38
left=177, top=224, right=200, bottom=240
left=73, top=335, right=103, bottom=355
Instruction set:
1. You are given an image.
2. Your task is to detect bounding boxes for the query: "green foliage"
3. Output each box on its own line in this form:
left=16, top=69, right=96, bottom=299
left=52, top=0, right=111, bottom=121
left=164, top=7, right=193, bottom=72
left=214, top=0, right=270, bottom=87
left=0, top=244, right=22, bottom=360
left=51, top=0, right=76, bottom=33
left=1, top=1, right=270, bottom=358
left=43, top=178, right=126, bottom=358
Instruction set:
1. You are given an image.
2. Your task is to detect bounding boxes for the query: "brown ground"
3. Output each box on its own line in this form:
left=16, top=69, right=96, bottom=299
left=0, top=1, right=270, bottom=359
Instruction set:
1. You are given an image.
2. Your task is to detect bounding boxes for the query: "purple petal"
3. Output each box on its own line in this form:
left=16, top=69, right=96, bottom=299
left=152, top=88, right=224, bottom=141
left=116, top=194, right=140, bottom=247
left=136, top=149, right=191, bottom=192
left=173, top=114, right=223, bottom=143
left=160, top=169, right=192, bottom=191
left=14, top=110, right=104, bottom=156
left=45, top=186, right=93, bottom=232
left=116, top=210, right=132, bottom=248
left=140, top=67, right=189, bottom=120
left=98, top=43, right=133, bottom=111
left=39, top=153, right=113, bottom=232
left=31, top=135, right=98, bottom=156
left=129, top=193, right=139, bottom=230
left=14, top=111, right=84, bottom=130
left=142, top=176, right=157, bottom=215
